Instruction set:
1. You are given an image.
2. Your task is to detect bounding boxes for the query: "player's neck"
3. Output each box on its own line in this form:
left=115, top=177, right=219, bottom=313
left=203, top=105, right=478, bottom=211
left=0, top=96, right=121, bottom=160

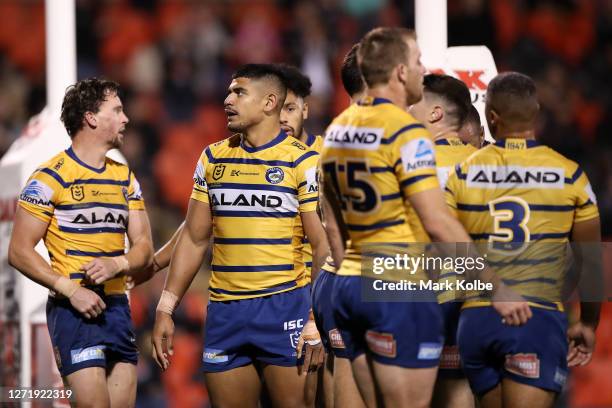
left=298, top=130, right=309, bottom=144
left=366, top=85, right=407, bottom=110
left=70, top=134, right=109, bottom=169
left=430, top=127, right=460, bottom=142
left=495, top=129, right=536, bottom=141
left=242, top=120, right=282, bottom=148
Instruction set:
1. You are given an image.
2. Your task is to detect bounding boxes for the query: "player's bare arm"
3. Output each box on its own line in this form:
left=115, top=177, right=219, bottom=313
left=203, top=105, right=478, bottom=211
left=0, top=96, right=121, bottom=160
left=408, top=187, right=533, bottom=326
left=567, top=216, right=602, bottom=367
left=82, top=209, right=154, bottom=285
left=296, top=210, right=329, bottom=374
left=8, top=207, right=106, bottom=319
left=151, top=198, right=213, bottom=370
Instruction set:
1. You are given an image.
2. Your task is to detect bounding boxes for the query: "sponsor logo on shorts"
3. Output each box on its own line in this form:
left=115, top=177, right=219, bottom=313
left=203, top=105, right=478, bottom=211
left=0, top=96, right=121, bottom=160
left=365, top=330, right=396, bottom=358
left=504, top=353, right=540, bottom=379
left=554, top=367, right=567, bottom=386
left=203, top=348, right=229, bottom=364
left=439, top=345, right=460, bottom=369
left=289, top=331, right=301, bottom=349
left=417, top=342, right=443, bottom=360
left=70, top=345, right=106, bottom=364
left=329, top=329, right=345, bottom=349
left=283, top=319, right=304, bottom=331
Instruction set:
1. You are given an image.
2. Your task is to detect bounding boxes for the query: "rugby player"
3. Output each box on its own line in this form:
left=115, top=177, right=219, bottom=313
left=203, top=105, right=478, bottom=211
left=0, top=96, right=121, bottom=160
left=312, top=43, right=368, bottom=408
left=319, top=27, right=531, bottom=407
left=151, top=64, right=330, bottom=407
left=458, top=104, right=485, bottom=148
left=9, top=78, right=154, bottom=407
left=408, top=73, right=477, bottom=408
left=445, top=72, right=601, bottom=408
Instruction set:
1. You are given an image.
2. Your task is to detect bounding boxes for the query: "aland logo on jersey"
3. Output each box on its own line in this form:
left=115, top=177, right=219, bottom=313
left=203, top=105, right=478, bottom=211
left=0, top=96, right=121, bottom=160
left=324, top=124, right=384, bottom=150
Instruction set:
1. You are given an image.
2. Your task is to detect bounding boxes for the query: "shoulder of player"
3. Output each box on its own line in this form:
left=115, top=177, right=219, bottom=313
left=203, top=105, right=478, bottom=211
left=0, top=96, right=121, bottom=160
left=381, top=110, right=429, bottom=144
left=278, top=137, right=319, bottom=165
left=201, top=135, right=239, bottom=160
left=31, top=150, right=73, bottom=185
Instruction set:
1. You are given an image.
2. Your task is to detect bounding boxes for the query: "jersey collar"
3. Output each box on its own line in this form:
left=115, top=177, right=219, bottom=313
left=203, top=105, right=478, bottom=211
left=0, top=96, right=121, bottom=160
left=66, top=146, right=106, bottom=173
left=494, top=138, right=540, bottom=149
left=240, top=130, right=287, bottom=153
left=305, top=133, right=316, bottom=147
left=435, top=137, right=465, bottom=146
left=357, top=96, right=393, bottom=106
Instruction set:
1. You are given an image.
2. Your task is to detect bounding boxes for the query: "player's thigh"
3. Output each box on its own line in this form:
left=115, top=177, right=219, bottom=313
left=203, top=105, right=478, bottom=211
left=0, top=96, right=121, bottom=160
left=349, top=354, right=377, bottom=408
left=478, top=384, right=501, bottom=408
left=262, top=364, right=309, bottom=408
left=501, top=378, right=556, bottom=408
left=205, top=364, right=261, bottom=408
left=335, top=356, right=367, bottom=408
left=370, top=359, right=438, bottom=408
left=106, top=361, right=137, bottom=408
left=432, top=378, right=475, bottom=408
left=65, top=367, right=110, bottom=408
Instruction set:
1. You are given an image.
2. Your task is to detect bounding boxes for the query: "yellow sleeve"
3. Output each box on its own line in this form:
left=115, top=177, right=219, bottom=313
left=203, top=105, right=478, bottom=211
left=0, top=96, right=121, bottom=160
left=127, top=171, right=146, bottom=211
left=296, top=151, right=320, bottom=213
left=392, top=126, right=439, bottom=197
left=18, top=168, right=60, bottom=224
left=444, top=164, right=461, bottom=217
left=571, top=167, right=599, bottom=223
left=190, top=147, right=211, bottom=204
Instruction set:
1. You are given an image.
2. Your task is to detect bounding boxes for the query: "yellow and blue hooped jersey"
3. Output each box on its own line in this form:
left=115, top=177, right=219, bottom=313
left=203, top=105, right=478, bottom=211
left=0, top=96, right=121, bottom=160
left=190, top=131, right=320, bottom=301
left=445, top=138, right=599, bottom=310
left=320, top=97, right=440, bottom=280
left=18, top=147, right=146, bottom=295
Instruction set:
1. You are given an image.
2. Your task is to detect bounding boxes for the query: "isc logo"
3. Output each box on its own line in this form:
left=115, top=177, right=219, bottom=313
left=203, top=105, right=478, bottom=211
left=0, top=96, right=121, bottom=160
left=283, top=319, right=304, bottom=331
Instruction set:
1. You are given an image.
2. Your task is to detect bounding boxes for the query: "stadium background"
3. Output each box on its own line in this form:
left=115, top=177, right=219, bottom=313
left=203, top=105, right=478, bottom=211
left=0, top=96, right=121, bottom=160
left=0, top=0, right=610, bottom=406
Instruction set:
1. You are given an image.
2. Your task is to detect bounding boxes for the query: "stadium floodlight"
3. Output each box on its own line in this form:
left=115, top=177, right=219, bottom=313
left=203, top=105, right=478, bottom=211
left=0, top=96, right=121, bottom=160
left=416, top=0, right=498, bottom=142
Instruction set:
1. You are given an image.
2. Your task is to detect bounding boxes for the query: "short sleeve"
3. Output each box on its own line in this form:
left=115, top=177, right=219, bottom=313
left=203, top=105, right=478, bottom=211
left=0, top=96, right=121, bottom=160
left=296, top=151, right=320, bottom=213
left=571, top=167, right=599, bottom=223
left=18, top=169, right=59, bottom=223
left=127, top=171, right=146, bottom=211
left=190, top=147, right=210, bottom=204
left=391, top=126, right=439, bottom=197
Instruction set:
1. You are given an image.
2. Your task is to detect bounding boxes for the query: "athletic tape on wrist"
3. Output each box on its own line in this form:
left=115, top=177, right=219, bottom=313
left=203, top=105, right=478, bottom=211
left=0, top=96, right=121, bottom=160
left=156, top=290, right=179, bottom=315
left=53, top=276, right=79, bottom=298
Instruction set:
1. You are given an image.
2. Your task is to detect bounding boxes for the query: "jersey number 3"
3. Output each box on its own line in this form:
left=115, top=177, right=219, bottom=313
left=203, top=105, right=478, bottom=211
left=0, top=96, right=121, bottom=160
left=488, top=196, right=530, bottom=253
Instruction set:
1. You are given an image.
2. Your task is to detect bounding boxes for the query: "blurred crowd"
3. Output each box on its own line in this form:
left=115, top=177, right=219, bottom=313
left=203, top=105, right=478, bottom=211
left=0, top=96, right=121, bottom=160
left=0, top=0, right=611, bottom=406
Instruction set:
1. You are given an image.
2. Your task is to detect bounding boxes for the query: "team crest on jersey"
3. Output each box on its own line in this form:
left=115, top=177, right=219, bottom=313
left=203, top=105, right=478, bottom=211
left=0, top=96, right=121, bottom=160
left=70, top=185, right=85, bottom=201
left=266, top=167, right=285, bottom=184
left=213, top=164, right=226, bottom=181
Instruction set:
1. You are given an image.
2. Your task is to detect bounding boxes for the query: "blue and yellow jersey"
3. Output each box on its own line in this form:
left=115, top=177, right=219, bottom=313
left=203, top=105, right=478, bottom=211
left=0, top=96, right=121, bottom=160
left=320, top=97, right=439, bottom=278
left=190, top=131, right=320, bottom=301
left=18, top=147, right=146, bottom=295
left=445, top=138, right=599, bottom=310
left=300, top=133, right=324, bottom=278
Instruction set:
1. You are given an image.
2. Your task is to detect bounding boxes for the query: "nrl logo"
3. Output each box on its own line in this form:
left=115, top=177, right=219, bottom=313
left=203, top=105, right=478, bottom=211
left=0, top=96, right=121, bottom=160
left=71, top=185, right=85, bottom=201
left=213, top=164, right=226, bottom=181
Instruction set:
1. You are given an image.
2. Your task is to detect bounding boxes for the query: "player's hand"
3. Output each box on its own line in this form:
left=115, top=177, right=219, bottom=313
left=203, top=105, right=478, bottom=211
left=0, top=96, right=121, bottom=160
left=81, top=257, right=123, bottom=285
left=296, top=318, right=325, bottom=375
left=69, top=287, right=106, bottom=319
left=152, top=311, right=175, bottom=370
left=491, top=285, right=532, bottom=326
left=567, top=322, right=596, bottom=367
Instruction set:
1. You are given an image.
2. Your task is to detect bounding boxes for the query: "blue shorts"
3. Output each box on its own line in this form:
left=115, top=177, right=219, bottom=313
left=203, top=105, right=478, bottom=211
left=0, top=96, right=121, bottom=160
left=331, top=275, right=444, bottom=368
left=438, top=302, right=464, bottom=378
left=46, top=294, right=138, bottom=377
left=202, top=285, right=311, bottom=373
left=457, top=306, right=569, bottom=395
left=312, top=270, right=348, bottom=358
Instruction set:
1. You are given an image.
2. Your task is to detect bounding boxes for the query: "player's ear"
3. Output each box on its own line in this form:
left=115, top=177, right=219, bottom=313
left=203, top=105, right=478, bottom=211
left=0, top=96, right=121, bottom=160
left=84, top=111, right=97, bottom=129
left=263, top=93, right=278, bottom=114
left=302, top=101, right=309, bottom=120
left=396, top=64, right=407, bottom=85
left=431, top=106, right=443, bottom=123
